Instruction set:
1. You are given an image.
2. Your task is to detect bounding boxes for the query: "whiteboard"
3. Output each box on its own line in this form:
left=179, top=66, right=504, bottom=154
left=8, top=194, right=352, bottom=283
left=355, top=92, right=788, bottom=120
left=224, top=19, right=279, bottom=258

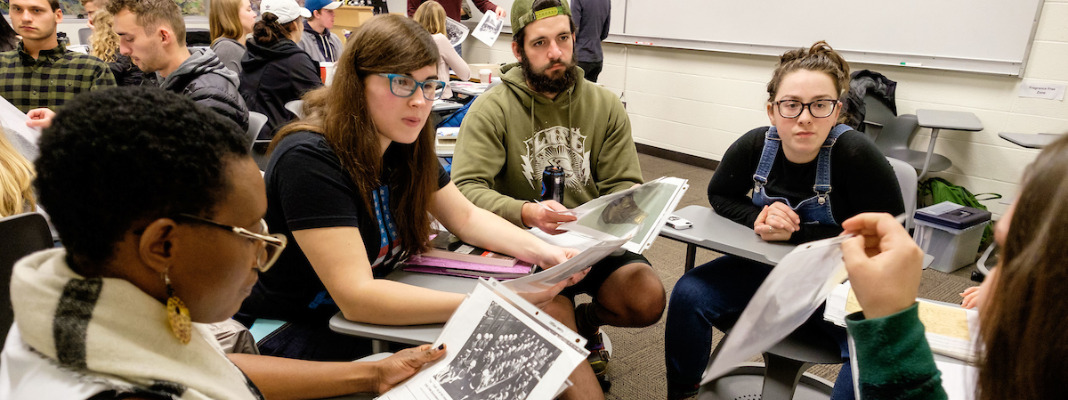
left=618, top=0, right=1044, bottom=76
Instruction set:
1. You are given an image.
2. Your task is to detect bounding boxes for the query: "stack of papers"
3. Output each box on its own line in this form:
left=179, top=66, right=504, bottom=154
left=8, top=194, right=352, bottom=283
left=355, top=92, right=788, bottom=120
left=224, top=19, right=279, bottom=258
left=824, top=282, right=978, bottom=362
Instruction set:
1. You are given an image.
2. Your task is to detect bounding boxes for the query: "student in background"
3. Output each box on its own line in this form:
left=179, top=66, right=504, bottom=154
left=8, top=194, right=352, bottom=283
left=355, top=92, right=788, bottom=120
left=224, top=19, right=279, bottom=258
left=571, top=0, right=609, bottom=82
left=209, top=0, right=257, bottom=73
left=413, top=0, right=470, bottom=98
left=89, top=10, right=144, bottom=86
left=1, top=0, right=115, bottom=114
left=664, top=41, right=903, bottom=400
left=238, top=15, right=579, bottom=365
left=298, top=0, right=342, bottom=63
left=109, top=0, right=249, bottom=132
left=843, top=135, right=1068, bottom=399
left=79, top=0, right=102, bottom=25
left=0, top=17, right=17, bottom=52
left=407, top=0, right=507, bottom=26
left=239, top=0, right=320, bottom=140
left=0, top=132, right=35, bottom=218
left=0, top=86, right=446, bottom=400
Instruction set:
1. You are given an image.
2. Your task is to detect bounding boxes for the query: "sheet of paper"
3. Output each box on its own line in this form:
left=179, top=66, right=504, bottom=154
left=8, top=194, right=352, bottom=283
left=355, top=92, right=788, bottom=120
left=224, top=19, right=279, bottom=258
left=0, top=97, right=41, bottom=161
left=558, top=177, right=688, bottom=254
left=702, top=235, right=851, bottom=383
left=471, top=12, right=504, bottom=47
left=378, top=280, right=586, bottom=400
left=935, top=358, right=978, bottom=400
left=444, top=17, right=469, bottom=47
left=503, top=228, right=634, bottom=292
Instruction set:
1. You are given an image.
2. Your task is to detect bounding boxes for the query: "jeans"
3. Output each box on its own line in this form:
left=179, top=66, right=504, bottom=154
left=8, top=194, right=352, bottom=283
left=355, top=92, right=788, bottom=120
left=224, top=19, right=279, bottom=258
left=664, top=255, right=855, bottom=399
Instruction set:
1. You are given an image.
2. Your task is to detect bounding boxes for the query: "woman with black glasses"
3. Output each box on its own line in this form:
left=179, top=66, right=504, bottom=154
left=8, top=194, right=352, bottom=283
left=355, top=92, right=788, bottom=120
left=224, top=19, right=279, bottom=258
left=664, top=41, right=904, bottom=399
left=237, top=14, right=580, bottom=362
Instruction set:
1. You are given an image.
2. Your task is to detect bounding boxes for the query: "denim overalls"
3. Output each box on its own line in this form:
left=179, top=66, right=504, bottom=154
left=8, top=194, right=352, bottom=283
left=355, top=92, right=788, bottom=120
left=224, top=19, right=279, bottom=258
left=751, top=124, right=852, bottom=226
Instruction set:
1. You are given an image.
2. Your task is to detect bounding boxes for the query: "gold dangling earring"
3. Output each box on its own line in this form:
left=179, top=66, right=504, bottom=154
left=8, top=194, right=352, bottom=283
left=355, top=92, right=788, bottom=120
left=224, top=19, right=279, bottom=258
left=164, top=272, right=192, bottom=344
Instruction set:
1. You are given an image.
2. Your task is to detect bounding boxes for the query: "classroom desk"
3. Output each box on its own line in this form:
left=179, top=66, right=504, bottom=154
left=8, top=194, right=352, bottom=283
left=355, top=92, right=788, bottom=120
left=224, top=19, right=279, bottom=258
left=998, top=132, right=1062, bottom=149
left=432, top=99, right=464, bottom=114
left=915, top=110, right=984, bottom=180
left=329, top=269, right=476, bottom=352
left=450, top=82, right=492, bottom=97
left=659, top=205, right=795, bottom=271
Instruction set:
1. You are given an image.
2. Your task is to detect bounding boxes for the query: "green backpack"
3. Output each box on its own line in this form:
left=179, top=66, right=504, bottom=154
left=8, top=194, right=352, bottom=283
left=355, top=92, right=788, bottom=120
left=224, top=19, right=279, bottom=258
left=918, top=177, right=1001, bottom=246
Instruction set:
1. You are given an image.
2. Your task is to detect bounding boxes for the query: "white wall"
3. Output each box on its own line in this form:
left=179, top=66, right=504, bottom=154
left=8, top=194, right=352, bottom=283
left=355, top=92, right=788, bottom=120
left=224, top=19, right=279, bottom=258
left=461, top=0, right=1068, bottom=217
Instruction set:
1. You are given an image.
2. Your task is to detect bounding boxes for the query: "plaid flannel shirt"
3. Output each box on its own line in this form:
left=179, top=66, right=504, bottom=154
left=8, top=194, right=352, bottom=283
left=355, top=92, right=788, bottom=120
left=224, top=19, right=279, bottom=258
left=0, top=41, right=116, bottom=113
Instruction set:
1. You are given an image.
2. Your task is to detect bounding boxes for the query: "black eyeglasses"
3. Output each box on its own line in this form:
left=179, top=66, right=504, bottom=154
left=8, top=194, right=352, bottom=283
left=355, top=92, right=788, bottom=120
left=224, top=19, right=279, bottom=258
left=376, top=73, right=446, bottom=101
left=773, top=99, right=839, bottom=119
left=174, top=214, right=287, bottom=273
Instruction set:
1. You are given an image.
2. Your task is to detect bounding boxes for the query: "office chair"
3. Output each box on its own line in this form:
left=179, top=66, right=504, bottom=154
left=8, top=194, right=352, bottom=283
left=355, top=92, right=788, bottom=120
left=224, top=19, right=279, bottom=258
left=284, top=100, right=304, bottom=119
left=863, top=95, right=952, bottom=179
left=78, top=27, right=92, bottom=45
left=700, top=319, right=838, bottom=400
left=0, top=213, right=53, bottom=349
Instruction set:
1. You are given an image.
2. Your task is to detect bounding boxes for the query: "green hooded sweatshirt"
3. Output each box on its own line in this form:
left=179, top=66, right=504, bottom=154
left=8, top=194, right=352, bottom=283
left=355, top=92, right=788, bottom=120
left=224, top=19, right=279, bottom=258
left=452, top=62, right=643, bottom=227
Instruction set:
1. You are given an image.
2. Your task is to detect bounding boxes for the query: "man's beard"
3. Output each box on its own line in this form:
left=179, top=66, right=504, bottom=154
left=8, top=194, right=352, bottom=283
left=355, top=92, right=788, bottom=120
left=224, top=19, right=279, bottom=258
left=520, top=51, right=579, bottom=95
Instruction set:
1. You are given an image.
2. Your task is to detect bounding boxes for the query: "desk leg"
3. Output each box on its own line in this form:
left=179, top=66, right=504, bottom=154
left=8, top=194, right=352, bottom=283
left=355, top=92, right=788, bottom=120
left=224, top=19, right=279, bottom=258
left=684, top=244, right=697, bottom=272
left=371, top=339, right=387, bottom=354
left=919, top=128, right=941, bottom=180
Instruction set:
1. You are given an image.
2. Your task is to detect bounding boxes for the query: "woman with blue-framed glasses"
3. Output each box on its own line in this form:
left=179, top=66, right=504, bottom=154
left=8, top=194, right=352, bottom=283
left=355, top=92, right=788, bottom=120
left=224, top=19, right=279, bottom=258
left=664, top=41, right=905, bottom=400
left=237, top=14, right=583, bottom=362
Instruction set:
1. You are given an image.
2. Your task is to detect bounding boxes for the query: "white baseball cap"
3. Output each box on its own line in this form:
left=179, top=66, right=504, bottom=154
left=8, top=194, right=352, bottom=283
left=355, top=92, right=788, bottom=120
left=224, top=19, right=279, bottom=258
left=260, top=0, right=312, bottom=24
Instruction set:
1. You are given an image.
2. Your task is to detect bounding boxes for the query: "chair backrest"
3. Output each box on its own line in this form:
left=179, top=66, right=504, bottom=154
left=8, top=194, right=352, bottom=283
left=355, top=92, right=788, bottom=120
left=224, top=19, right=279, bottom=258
left=861, top=94, right=897, bottom=140
left=873, top=113, right=920, bottom=154
left=0, top=213, right=53, bottom=348
left=247, top=112, right=269, bottom=149
left=284, top=100, right=304, bottom=119
left=887, top=157, right=917, bottom=230
left=78, top=27, right=92, bottom=45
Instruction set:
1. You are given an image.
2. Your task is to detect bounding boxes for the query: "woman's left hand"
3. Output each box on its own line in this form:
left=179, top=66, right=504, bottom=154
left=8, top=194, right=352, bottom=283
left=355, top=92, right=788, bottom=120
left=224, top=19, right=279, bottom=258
left=754, top=205, right=794, bottom=241
left=373, top=344, right=447, bottom=393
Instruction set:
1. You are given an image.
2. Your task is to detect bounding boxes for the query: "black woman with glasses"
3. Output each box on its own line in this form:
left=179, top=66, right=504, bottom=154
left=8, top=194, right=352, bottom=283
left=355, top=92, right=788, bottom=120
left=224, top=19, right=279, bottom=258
left=664, top=41, right=904, bottom=400
left=4, top=86, right=448, bottom=399
left=237, top=14, right=580, bottom=362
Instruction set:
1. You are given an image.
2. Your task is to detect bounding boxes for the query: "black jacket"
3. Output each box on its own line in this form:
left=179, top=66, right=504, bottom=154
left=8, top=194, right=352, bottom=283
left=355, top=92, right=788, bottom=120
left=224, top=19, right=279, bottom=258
left=109, top=53, right=144, bottom=86
left=159, top=48, right=249, bottom=134
left=239, top=38, right=321, bottom=140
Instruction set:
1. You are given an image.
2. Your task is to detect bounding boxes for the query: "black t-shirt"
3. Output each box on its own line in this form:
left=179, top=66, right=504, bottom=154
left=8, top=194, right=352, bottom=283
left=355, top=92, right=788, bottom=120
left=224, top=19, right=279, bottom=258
left=239, top=131, right=450, bottom=322
left=707, top=126, right=905, bottom=243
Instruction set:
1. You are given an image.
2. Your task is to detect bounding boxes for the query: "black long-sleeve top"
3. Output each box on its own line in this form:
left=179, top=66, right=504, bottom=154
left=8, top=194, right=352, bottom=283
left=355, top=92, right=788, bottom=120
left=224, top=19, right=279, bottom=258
left=707, top=126, right=905, bottom=243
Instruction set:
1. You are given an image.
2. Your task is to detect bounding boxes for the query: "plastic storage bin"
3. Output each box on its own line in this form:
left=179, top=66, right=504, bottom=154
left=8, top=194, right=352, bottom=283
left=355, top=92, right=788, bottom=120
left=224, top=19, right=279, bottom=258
left=912, top=217, right=988, bottom=273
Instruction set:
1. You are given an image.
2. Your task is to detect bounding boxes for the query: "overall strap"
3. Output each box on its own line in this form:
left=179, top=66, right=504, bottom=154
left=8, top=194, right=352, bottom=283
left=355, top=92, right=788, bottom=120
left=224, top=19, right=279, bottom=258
left=812, top=124, right=851, bottom=200
left=752, top=127, right=781, bottom=188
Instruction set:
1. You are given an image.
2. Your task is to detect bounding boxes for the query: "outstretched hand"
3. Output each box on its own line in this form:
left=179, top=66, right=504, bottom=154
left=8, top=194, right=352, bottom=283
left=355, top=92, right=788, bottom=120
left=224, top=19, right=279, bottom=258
left=840, top=212, right=924, bottom=319
left=374, top=344, right=447, bottom=393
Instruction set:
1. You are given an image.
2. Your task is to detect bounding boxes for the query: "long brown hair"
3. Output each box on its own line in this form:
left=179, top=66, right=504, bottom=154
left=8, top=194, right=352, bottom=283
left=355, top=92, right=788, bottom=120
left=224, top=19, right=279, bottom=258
left=977, top=134, right=1068, bottom=399
left=767, top=41, right=850, bottom=102
left=413, top=0, right=446, bottom=36
left=272, top=14, right=439, bottom=258
left=209, top=0, right=246, bottom=42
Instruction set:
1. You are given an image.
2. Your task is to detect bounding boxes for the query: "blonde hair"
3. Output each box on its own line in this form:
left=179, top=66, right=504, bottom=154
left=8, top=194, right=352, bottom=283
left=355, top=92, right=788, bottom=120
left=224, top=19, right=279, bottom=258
left=0, top=132, right=36, bottom=217
left=413, top=1, right=447, bottom=36
left=89, top=10, right=120, bottom=63
left=210, top=0, right=247, bottom=42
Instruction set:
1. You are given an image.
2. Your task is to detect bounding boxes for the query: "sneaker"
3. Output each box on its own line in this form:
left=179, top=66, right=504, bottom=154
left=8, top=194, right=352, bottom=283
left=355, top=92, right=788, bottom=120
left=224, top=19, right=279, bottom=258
left=585, top=330, right=610, bottom=377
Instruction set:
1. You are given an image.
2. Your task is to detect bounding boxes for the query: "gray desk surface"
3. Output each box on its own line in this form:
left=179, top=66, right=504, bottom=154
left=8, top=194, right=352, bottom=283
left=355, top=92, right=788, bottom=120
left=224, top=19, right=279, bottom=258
left=329, top=269, right=477, bottom=345
left=999, top=132, right=1062, bottom=149
left=659, top=205, right=795, bottom=266
left=450, top=83, right=491, bottom=96
left=915, top=109, right=984, bottom=132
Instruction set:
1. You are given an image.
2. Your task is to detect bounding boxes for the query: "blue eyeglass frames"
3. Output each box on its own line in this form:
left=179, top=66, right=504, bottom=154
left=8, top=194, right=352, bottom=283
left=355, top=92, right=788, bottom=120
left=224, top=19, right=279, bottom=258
left=376, top=73, right=447, bottom=101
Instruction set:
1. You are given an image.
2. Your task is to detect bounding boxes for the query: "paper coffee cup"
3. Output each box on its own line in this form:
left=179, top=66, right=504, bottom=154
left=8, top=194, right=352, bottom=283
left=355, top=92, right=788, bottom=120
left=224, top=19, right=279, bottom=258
left=479, top=68, right=492, bottom=84
left=320, top=62, right=336, bottom=85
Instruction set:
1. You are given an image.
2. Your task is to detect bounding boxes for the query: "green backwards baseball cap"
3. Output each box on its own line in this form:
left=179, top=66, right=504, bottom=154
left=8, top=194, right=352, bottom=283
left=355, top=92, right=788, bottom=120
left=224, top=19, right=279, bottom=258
left=511, top=0, right=571, bottom=34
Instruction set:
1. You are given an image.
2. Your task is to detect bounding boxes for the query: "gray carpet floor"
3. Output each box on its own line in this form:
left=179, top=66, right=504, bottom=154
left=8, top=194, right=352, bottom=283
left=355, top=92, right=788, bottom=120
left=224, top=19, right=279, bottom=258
left=590, top=153, right=981, bottom=399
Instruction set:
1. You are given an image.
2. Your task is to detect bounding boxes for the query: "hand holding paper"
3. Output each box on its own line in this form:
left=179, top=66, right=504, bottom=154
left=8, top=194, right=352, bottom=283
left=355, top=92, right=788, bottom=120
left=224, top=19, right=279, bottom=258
left=840, top=212, right=925, bottom=319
